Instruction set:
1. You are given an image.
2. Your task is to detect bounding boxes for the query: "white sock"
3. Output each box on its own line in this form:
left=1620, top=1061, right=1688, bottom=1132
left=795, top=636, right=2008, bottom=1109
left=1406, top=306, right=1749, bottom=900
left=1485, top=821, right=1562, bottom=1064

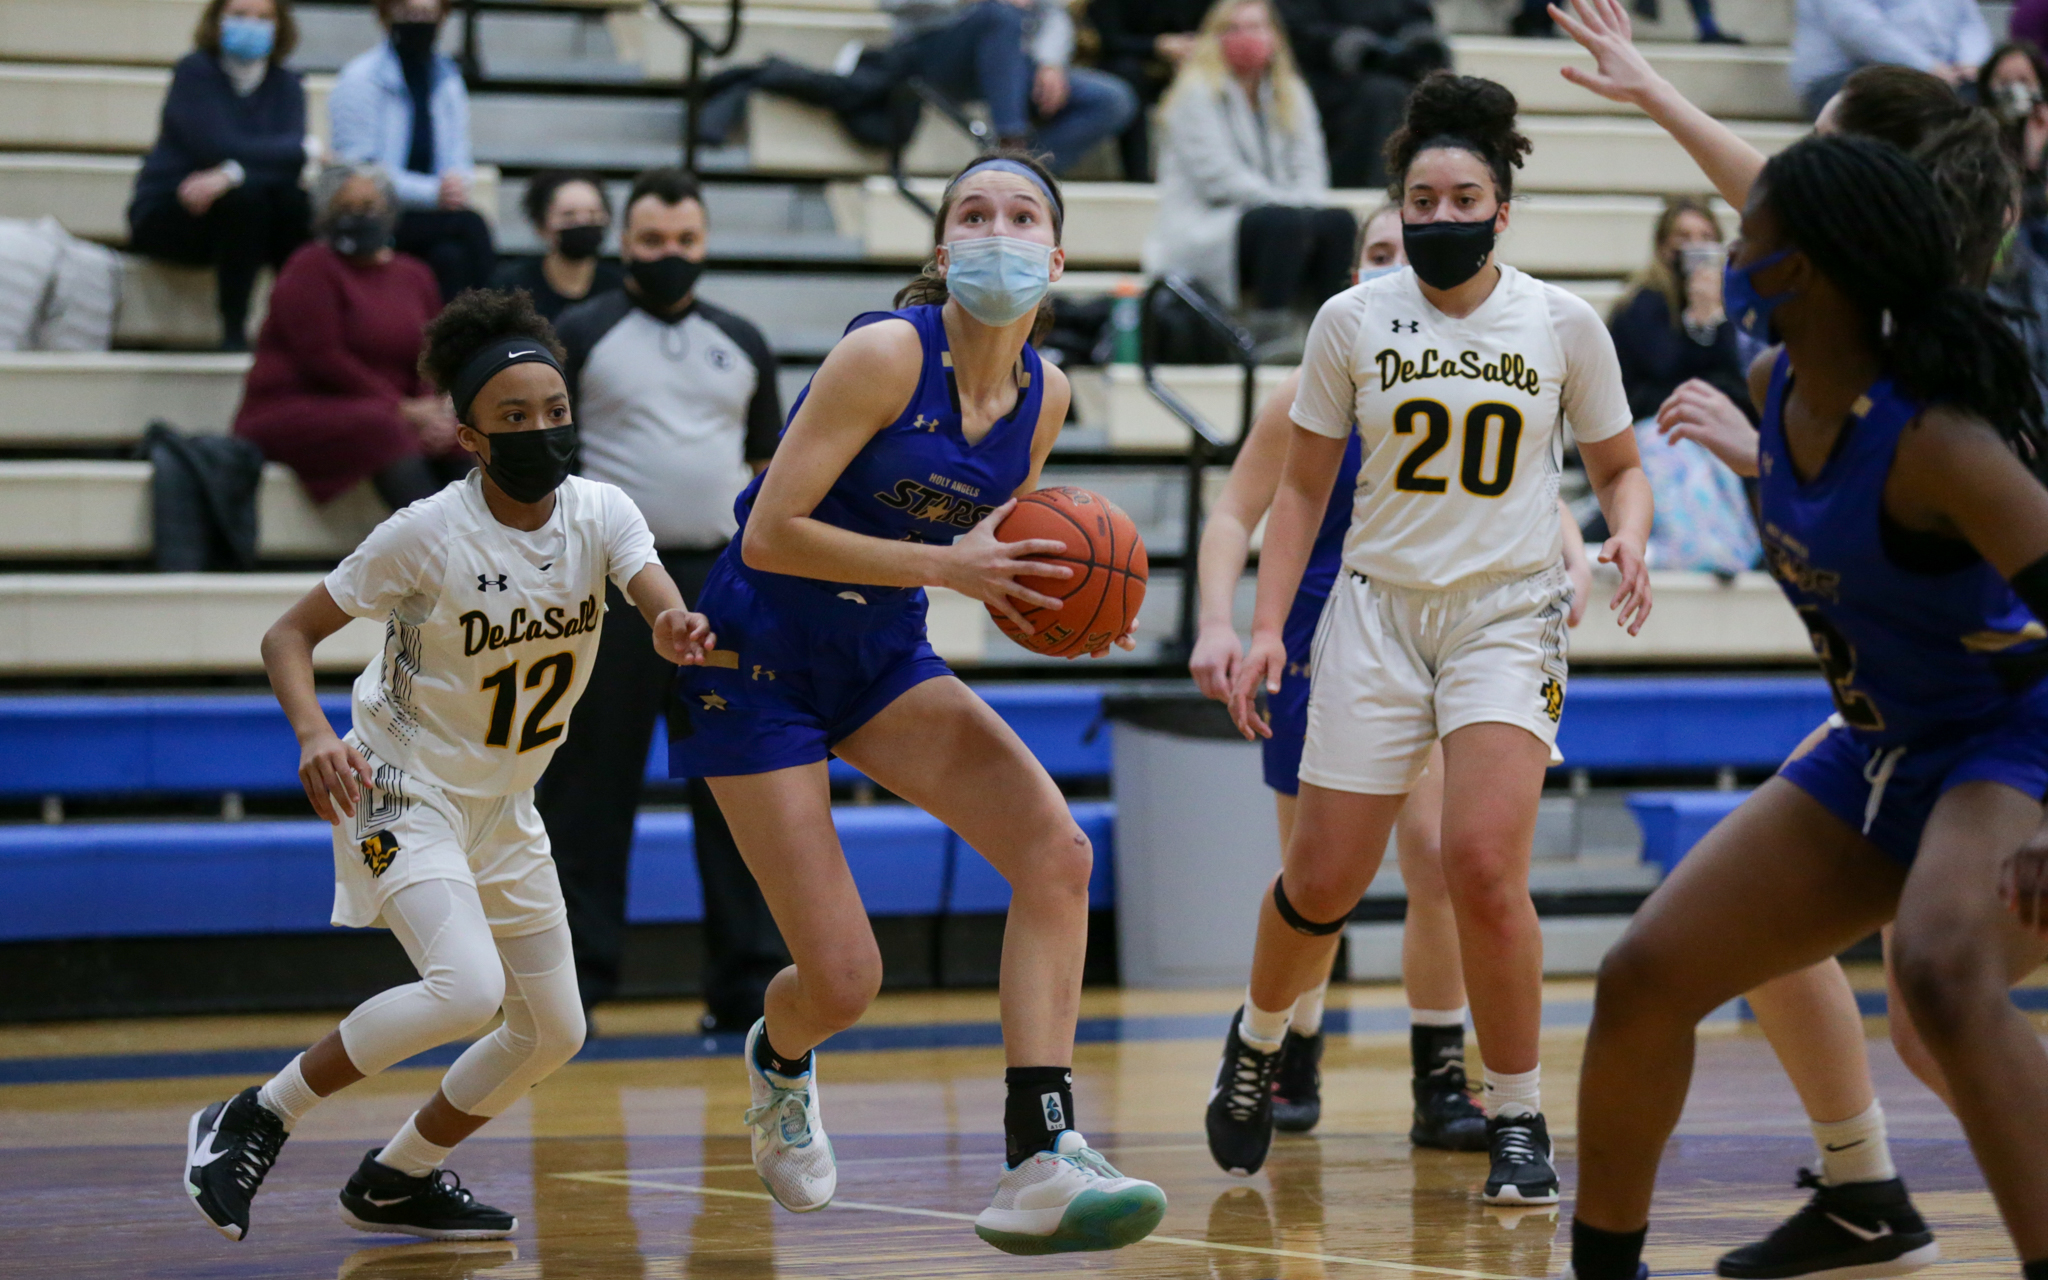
left=1290, top=981, right=1330, bottom=1037
left=375, top=1113, right=455, bottom=1178
left=1814, top=1100, right=1897, bottom=1186
left=1240, top=991, right=1291, bottom=1053
left=1410, top=1006, right=1467, bottom=1028
left=256, top=1054, right=322, bottom=1133
left=1484, top=1064, right=1541, bottom=1119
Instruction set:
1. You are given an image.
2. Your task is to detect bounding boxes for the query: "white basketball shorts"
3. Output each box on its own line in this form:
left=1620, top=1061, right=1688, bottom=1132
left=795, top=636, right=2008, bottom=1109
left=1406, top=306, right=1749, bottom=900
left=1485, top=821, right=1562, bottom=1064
left=1298, top=564, right=1572, bottom=795
left=331, top=732, right=566, bottom=937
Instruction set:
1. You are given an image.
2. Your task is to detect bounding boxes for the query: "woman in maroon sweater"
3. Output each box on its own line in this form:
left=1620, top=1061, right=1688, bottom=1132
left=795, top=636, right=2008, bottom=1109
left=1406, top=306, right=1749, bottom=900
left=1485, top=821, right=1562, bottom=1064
left=236, top=162, right=462, bottom=510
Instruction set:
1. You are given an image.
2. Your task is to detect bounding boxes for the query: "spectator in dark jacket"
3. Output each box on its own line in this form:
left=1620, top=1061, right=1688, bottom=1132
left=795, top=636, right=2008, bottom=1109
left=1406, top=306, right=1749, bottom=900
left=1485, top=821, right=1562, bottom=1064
left=235, top=163, right=464, bottom=512
left=1088, top=0, right=1212, bottom=177
left=128, top=0, right=314, bottom=350
left=1607, top=196, right=1748, bottom=418
left=488, top=170, right=624, bottom=320
left=1272, top=0, right=1449, bottom=186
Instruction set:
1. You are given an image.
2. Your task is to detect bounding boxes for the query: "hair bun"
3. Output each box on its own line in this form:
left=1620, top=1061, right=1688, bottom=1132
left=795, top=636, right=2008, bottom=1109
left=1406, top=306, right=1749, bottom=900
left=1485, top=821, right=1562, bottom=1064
left=419, top=287, right=565, bottom=400
left=1383, top=71, right=1532, bottom=199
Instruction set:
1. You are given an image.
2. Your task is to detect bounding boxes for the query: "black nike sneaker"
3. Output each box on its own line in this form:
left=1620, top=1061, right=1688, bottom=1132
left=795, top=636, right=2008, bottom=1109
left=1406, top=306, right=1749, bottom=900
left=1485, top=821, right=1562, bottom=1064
left=339, top=1149, right=517, bottom=1240
left=1206, top=1008, right=1282, bottom=1176
left=185, top=1086, right=289, bottom=1240
left=1716, top=1170, right=1937, bottom=1279
left=1410, top=1063, right=1489, bottom=1151
left=1482, top=1112, right=1559, bottom=1204
left=1271, top=1028, right=1323, bottom=1133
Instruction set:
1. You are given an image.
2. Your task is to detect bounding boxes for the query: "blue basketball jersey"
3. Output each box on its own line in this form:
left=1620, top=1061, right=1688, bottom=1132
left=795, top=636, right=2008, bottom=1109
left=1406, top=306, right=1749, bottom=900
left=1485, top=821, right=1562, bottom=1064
left=1758, top=352, right=2047, bottom=744
left=731, top=304, right=1044, bottom=598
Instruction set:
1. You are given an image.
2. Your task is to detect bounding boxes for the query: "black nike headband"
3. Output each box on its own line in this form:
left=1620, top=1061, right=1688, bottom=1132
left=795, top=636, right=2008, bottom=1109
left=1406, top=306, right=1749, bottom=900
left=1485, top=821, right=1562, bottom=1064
left=450, top=336, right=567, bottom=424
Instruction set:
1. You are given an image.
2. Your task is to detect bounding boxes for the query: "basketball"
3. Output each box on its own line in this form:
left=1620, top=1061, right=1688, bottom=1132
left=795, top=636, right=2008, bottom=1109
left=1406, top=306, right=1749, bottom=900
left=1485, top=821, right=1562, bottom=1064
left=986, top=487, right=1148, bottom=658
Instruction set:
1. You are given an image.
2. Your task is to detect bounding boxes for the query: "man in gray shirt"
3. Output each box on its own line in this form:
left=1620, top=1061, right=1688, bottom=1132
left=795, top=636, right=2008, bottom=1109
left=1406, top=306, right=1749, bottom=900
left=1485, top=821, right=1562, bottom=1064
left=538, top=167, right=784, bottom=1031
left=1790, top=0, right=1989, bottom=116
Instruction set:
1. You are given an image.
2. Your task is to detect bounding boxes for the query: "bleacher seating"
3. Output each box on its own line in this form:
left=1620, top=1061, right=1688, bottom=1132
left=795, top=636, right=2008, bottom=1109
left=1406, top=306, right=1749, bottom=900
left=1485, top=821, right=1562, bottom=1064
left=1628, top=790, right=1750, bottom=871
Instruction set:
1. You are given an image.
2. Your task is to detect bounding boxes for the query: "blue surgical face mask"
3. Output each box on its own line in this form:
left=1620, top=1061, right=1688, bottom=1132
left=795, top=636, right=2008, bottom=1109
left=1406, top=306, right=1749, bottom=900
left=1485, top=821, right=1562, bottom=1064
left=1724, top=246, right=1796, bottom=338
left=219, top=15, right=276, bottom=62
left=943, top=235, right=1054, bottom=327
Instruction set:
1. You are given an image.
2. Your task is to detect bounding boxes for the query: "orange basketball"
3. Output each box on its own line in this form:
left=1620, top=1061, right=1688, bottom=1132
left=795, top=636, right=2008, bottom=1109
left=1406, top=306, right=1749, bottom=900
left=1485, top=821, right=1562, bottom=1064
left=987, top=487, right=1148, bottom=658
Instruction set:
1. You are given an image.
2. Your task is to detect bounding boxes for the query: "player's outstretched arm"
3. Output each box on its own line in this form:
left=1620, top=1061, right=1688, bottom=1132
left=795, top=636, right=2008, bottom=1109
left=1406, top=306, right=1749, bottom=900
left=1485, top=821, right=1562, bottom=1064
left=261, top=584, right=372, bottom=825
left=1580, top=430, right=1656, bottom=635
left=1550, top=0, right=1767, bottom=209
left=1192, top=370, right=1303, bottom=700
left=624, top=561, right=716, bottom=665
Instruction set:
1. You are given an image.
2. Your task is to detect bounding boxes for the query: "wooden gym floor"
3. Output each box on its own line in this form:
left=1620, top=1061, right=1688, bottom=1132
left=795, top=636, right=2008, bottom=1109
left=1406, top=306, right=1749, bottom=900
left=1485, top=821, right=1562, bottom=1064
left=0, top=977, right=2038, bottom=1279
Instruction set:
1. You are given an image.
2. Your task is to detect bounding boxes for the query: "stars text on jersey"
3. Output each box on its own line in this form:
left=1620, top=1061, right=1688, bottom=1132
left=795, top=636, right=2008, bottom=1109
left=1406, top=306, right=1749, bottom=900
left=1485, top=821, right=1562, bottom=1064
left=1376, top=347, right=1540, bottom=397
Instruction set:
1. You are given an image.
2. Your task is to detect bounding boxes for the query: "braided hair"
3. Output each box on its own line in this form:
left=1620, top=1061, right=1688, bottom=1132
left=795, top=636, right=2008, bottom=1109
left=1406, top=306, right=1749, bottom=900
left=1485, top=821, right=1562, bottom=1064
left=1761, top=135, right=2046, bottom=473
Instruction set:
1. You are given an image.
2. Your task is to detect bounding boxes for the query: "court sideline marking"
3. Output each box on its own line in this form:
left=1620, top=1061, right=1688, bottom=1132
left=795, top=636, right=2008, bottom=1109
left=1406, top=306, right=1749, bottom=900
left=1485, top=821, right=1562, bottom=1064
left=552, top=1168, right=1525, bottom=1278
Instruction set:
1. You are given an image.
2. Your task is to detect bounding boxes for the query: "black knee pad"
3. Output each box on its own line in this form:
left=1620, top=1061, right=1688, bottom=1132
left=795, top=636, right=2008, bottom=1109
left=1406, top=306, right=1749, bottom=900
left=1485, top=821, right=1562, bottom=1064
left=1272, top=875, right=1353, bottom=937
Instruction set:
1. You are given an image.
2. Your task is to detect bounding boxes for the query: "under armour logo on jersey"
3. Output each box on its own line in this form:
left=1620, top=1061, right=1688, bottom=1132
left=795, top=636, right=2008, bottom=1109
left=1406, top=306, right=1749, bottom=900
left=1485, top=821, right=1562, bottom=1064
left=752, top=665, right=777, bottom=681
left=1392, top=319, right=1420, bottom=333
left=477, top=574, right=508, bottom=592
left=1041, top=1092, right=1067, bottom=1131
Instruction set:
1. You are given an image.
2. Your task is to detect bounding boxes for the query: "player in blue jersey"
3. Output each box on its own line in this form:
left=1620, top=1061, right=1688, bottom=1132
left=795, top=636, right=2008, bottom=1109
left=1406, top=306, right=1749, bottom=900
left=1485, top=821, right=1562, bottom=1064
left=1567, top=135, right=2048, bottom=1280
left=663, top=151, right=1166, bottom=1255
left=1190, top=206, right=1594, bottom=1157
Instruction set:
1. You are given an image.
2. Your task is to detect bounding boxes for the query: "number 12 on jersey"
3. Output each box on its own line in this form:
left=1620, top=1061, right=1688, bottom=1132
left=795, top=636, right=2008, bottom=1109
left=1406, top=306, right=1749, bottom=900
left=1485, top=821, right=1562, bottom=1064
left=480, top=653, right=576, bottom=752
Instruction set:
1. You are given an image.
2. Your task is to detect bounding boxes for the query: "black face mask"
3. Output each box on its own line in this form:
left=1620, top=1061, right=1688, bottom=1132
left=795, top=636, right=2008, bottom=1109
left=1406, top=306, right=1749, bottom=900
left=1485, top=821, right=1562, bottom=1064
left=328, top=212, right=393, bottom=259
left=478, top=423, right=577, bottom=504
left=556, top=224, right=605, bottom=262
left=1403, top=218, right=1498, bottom=291
left=390, top=20, right=439, bottom=62
left=629, top=254, right=703, bottom=313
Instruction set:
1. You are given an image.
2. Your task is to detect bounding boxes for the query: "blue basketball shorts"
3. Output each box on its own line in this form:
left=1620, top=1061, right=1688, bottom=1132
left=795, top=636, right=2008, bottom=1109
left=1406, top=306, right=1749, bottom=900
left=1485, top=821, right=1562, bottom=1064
left=667, top=553, right=954, bottom=778
left=1779, top=682, right=2048, bottom=865
left=1259, top=592, right=1329, bottom=796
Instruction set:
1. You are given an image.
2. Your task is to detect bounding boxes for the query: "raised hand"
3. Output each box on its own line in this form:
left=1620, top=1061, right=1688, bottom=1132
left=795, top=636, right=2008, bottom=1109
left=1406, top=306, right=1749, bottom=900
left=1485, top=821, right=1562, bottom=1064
left=1551, top=0, right=1661, bottom=106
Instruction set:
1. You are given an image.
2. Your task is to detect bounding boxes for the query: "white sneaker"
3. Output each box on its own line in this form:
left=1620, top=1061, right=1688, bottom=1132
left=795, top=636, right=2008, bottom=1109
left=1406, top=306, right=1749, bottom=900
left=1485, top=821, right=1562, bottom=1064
left=741, top=1019, right=836, bottom=1212
left=973, top=1130, right=1167, bottom=1255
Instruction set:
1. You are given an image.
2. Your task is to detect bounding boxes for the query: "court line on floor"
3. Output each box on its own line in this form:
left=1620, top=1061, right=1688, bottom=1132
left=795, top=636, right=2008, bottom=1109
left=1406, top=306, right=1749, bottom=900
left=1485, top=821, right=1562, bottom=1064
left=617, top=1142, right=1214, bottom=1179
left=552, top=1169, right=1524, bottom=1278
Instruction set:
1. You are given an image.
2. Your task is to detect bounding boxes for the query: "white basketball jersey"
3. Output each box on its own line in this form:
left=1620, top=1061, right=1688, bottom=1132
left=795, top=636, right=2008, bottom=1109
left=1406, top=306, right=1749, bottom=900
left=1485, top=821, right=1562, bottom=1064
left=1290, top=264, right=1632, bottom=590
left=324, top=473, right=659, bottom=797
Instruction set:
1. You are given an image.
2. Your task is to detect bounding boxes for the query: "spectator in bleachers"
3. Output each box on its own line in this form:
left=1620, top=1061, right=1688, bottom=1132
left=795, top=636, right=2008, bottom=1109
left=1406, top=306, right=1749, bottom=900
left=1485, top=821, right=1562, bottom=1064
left=881, top=0, right=1139, bottom=173
left=1273, top=0, right=1447, bottom=186
left=1979, top=42, right=2048, bottom=213
left=127, top=0, right=314, bottom=351
left=1087, top=0, right=1212, bottom=178
left=1145, top=0, right=1353, bottom=356
left=489, top=170, right=624, bottom=322
left=1790, top=0, right=1990, bottom=119
left=1607, top=196, right=1758, bottom=573
left=538, top=167, right=786, bottom=1029
left=329, top=0, right=495, bottom=300
left=234, top=163, right=464, bottom=512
